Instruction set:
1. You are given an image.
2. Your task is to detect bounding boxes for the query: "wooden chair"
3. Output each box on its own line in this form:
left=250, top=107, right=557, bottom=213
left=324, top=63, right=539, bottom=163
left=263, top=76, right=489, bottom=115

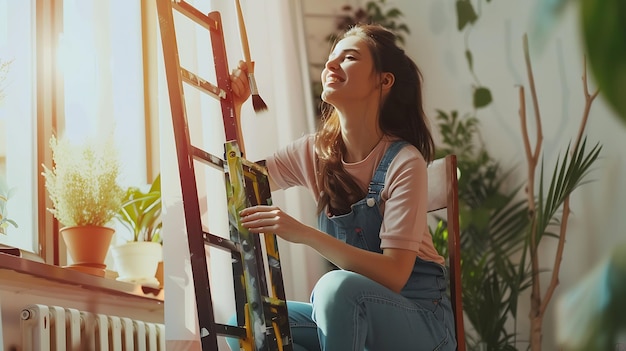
left=427, top=155, right=466, bottom=351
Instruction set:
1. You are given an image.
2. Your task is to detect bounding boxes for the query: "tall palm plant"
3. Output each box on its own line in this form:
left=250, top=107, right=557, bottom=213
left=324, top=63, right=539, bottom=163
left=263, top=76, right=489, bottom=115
left=518, top=34, right=602, bottom=350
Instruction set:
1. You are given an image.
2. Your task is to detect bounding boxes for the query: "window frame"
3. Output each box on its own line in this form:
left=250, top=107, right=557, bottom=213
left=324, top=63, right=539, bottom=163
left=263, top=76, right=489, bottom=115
left=30, top=0, right=159, bottom=265
left=35, top=0, right=63, bottom=264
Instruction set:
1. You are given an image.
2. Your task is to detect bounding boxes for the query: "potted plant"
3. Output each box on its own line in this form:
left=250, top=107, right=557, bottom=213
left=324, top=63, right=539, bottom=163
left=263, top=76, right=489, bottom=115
left=112, top=174, right=163, bottom=288
left=41, top=135, right=124, bottom=277
left=0, top=174, right=18, bottom=235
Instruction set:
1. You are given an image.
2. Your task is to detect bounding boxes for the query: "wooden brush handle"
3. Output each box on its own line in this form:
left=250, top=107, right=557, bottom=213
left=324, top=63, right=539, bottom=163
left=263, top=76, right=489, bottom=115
left=234, top=0, right=254, bottom=73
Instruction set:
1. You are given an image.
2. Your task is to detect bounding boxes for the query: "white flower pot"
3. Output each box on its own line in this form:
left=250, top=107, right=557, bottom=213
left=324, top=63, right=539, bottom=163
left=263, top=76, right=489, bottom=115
left=111, top=241, right=162, bottom=288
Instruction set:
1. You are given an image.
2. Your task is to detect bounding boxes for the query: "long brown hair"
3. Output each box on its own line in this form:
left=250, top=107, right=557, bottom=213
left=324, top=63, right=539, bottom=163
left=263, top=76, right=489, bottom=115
left=315, top=24, right=434, bottom=215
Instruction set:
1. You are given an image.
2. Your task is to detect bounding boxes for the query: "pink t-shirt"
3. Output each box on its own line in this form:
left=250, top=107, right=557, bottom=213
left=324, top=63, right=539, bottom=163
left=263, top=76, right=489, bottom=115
left=266, top=134, right=445, bottom=265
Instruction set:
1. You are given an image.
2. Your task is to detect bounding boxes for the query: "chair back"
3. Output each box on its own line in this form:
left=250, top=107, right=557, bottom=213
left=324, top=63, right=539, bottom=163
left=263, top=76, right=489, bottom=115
left=427, top=155, right=466, bottom=351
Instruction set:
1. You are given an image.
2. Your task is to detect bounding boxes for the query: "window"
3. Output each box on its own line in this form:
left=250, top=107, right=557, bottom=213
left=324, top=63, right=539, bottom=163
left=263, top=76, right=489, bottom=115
left=0, top=0, right=157, bottom=264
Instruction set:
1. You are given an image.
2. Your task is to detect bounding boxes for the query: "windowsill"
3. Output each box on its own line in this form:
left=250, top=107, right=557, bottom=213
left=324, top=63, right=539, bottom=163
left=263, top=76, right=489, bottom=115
left=0, top=252, right=163, bottom=311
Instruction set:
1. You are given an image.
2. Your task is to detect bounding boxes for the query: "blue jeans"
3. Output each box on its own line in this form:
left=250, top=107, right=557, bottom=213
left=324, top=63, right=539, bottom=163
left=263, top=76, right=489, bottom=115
left=227, top=269, right=455, bottom=351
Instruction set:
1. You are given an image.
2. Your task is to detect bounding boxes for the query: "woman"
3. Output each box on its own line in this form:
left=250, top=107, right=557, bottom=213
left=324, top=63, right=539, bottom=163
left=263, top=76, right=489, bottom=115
left=228, top=24, right=457, bottom=351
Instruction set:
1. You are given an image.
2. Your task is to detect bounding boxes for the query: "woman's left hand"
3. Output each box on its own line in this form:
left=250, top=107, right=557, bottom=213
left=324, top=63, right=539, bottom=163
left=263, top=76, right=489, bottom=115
left=240, top=205, right=308, bottom=244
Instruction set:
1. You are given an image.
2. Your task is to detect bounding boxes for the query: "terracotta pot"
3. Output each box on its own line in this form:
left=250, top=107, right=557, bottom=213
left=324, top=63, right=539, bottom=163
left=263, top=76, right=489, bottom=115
left=60, top=225, right=115, bottom=276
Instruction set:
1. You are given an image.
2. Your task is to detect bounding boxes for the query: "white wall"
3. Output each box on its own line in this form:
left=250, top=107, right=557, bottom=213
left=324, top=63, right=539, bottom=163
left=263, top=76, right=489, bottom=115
left=301, top=0, right=625, bottom=349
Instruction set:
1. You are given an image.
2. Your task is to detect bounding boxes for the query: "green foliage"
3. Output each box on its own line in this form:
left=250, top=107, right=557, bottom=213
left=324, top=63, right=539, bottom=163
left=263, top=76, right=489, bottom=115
left=556, top=242, right=626, bottom=351
left=454, top=0, right=494, bottom=109
left=442, top=3, right=606, bottom=350
left=533, top=139, right=602, bottom=246
left=433, top=111, right=603, bottom=350
left=473, top=87, right=493, bottom=109
left=532, top=0, right=626, bottom=124
left=326, top=0, right=410, bottom=45
left=581, top=0, right=626, bottom=123
left=42, top=135, right=125, bottom=227
left=116, top=174, right=162, bottom=243
left=433, top=110, right=531, bottom=350
left=0, top=174, right=18, bottom=233
left=456, top=0, right=478, bottom=30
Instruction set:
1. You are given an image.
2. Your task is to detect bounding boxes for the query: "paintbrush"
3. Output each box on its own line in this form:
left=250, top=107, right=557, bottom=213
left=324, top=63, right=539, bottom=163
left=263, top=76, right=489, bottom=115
left=234, top=0, right=267, bottom=113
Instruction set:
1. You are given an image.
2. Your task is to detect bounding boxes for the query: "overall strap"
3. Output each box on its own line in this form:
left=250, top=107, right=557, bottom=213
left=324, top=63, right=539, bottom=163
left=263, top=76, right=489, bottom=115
left=367, top=141, right=408, bottom=198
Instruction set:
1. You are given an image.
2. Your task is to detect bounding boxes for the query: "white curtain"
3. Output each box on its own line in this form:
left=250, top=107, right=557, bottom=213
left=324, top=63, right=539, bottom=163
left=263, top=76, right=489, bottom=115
left=160, top=0, right=325, bottom=346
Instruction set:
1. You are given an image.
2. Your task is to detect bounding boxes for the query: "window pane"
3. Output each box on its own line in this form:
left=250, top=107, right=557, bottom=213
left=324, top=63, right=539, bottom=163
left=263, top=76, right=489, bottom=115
left=0, top=0, right=37, bottom=252
left=61, top=0, right=147, bottom=184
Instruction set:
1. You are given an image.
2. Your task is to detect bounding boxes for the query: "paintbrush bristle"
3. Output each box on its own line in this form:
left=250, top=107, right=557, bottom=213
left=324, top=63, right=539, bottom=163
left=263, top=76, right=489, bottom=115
left=252, top=94, right=268, bottom=112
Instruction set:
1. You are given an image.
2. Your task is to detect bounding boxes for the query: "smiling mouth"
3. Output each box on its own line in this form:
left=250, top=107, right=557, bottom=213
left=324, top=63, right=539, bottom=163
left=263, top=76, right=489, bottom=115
left=325, top=75, right=344, bottom=84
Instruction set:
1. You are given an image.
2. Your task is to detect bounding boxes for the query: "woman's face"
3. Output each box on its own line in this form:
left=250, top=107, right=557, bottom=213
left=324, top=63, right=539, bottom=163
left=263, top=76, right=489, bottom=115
left=320, top=36, right=380, bottom=106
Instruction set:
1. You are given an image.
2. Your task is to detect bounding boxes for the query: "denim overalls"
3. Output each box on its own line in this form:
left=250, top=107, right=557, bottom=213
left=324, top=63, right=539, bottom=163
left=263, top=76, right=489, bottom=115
left=310, top=141, right=456, bottom=351
left=227, top=141, right=457, bottom=351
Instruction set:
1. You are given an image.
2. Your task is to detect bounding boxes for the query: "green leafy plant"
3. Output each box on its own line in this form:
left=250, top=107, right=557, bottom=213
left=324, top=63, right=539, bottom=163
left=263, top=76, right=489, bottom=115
left=518, top=34, right=602, bottom=350
left=41, top=135, right=125, bottom=227
left=432, top=38, right=603, bottom=350
left=432, top=110, right=531, bottom=350
left=116, top=174, right=162, bottom=243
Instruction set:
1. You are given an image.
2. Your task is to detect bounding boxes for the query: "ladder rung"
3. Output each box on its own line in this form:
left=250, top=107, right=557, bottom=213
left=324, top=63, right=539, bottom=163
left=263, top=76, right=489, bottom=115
left=172, top=0, right=218, bottom=33
left=191, top=146, right=224, bottom=169
left=204, top=232, right=239, bottom=253
left=215, top=323, right=247, bottom=338
left=181, top=67, right=226, bottom=100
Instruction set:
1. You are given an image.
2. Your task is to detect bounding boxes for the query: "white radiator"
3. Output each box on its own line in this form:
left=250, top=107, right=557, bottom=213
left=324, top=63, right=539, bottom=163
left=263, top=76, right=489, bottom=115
left=20, top=304, right=165, bottom=351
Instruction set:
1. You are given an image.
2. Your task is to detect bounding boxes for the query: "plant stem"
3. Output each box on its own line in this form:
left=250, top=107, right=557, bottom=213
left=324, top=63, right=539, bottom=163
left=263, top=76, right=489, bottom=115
left=522, top=35, right=599, bottom=351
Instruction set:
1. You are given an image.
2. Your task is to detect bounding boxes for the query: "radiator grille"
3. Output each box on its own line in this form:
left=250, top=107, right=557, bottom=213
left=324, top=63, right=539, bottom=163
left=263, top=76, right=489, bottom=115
left=20, top=304, right=164, bottom=351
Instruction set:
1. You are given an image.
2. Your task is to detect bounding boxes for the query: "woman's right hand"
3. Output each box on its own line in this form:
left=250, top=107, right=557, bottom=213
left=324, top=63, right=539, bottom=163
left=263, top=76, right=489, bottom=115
left=240, top=205, right=312, bottom=245
left=230, top=60, right=251, bottom=108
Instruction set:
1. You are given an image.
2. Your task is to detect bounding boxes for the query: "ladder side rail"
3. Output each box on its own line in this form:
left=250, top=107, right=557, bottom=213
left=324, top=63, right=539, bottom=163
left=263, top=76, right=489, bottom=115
left=208, top=11, right=238, bottom=142
left=155, top=0, right=218, bottom=349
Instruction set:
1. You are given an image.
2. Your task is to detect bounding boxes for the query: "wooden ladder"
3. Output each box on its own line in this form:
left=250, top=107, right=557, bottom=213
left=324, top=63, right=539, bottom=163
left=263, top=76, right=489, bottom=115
left=156, top=1, right=293, bottom=349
